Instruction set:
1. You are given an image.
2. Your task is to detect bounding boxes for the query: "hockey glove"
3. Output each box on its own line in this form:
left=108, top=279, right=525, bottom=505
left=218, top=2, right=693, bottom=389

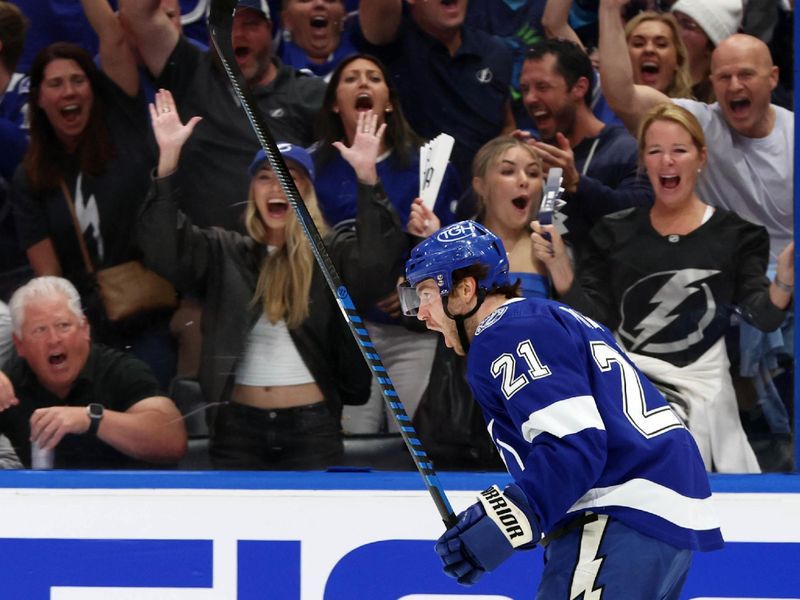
left=434, top=483, right=541, bottom=585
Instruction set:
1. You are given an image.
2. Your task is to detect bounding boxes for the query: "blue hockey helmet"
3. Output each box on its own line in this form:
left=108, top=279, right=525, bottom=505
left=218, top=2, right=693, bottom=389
left=400, top=220, right=509, bottom=316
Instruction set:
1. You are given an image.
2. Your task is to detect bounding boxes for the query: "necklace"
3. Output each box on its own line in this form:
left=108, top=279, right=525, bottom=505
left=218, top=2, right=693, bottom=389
left=504, top=236, right=524, bottom=255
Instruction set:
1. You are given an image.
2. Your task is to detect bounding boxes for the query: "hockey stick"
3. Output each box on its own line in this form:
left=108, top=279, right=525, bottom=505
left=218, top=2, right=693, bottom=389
left=208, top=0, right=457, bottom=529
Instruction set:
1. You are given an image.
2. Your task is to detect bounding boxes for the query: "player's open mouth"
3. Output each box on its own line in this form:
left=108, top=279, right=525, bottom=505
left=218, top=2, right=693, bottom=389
left=355, top=94, right=373, bottom=111
left=49, top=353, right=67, bottom=366
left=441, top=0, right=457, bottom=5
left=660, top=175, right=680, bottom=189
left=267, top=200, right=289, bottom=217
left=310, top=15, right=328, bottom=29
left=234, top=46, right=251, bottom=60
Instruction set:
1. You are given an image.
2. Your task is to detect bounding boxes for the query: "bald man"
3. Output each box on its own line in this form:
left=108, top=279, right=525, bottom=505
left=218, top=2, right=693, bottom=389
left=599, top=0, right=792, bottom=268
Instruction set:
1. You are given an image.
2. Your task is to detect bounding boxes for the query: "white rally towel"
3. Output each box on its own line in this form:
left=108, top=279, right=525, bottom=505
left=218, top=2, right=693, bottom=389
left=419, top=133, right=455, bottom=211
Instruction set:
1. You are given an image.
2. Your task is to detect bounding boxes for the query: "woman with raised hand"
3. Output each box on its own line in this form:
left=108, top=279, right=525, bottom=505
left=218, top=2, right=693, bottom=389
left=313, top=53, right=461, bottom=434
left=138, top=88, right=407, bottom=469
left=623, top=10, right=693, bottom=100
left=531, top=102, right=793, bottom=473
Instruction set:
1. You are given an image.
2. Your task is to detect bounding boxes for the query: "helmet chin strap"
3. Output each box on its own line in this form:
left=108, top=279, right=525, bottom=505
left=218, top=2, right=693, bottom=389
left=443, top=290, right=486, bottom=354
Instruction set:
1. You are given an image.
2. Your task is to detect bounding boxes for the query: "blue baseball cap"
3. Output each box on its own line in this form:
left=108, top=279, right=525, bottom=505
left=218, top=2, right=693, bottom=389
left=235, top=0, right=270, bottom=19
left=248, top=143, right=315, bottom=182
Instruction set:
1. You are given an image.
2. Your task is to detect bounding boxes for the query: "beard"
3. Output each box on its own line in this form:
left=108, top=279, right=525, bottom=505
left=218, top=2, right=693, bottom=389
left=541, top=105, right=577, bottom=144
left=243, top=45, right=271, bottom=87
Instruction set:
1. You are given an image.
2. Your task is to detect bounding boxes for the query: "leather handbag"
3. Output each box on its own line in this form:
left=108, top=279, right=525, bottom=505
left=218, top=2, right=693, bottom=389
left=412, top=336, right=503, bottom=470
left=60, top=180, right=177, bottom=322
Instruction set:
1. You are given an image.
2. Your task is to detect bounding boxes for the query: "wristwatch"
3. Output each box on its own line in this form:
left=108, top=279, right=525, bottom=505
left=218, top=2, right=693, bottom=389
left=86, top=403, right=104, bottom=436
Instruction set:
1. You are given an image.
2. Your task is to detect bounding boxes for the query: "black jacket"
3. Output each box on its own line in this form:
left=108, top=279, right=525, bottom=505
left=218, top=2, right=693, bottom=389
left=137, top=172, right=407, bottom=431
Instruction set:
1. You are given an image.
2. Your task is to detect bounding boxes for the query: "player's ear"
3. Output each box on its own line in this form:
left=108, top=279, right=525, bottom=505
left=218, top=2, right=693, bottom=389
left=455, top=276, right=477, bottom=302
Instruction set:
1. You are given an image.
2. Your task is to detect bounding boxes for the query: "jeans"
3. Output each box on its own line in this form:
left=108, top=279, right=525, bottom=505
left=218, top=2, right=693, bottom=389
left=210, top=400, right=343, bottom=470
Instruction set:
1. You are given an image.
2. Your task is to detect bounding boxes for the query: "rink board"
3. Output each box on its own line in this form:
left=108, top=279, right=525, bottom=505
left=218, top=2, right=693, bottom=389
left=0, top=471, right=797, bottom=599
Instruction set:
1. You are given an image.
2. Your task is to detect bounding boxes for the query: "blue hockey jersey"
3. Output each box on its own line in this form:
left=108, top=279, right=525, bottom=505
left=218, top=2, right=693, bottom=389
left=467, top=297, right=723, bottom=552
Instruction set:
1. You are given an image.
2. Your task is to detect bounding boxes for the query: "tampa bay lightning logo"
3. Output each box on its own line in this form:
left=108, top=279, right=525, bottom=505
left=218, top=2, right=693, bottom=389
left=476, top=68, right=493, bottom=84
left=475, top=307, right=507, bottom=336
left=618, top=268, right=721, bottom=357
left=436, top=221, right=478, bottom=243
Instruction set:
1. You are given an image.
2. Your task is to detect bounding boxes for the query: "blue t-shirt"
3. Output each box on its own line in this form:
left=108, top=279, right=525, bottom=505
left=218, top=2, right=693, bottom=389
left=314, top=150, right=461, bottom=229
left=467, top=296, right=723, bottom=551
left=512, top=271, right=549, bottom=299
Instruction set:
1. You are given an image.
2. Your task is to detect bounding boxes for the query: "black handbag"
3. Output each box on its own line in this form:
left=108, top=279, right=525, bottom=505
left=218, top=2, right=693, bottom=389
left=412, top=337, right=503, bottom=470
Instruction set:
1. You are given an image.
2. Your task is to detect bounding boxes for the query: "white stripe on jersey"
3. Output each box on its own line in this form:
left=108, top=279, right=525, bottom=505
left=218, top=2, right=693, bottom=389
left=521, top=395, right=605, bottom=443
left=568, top=478, right=720, bottom=531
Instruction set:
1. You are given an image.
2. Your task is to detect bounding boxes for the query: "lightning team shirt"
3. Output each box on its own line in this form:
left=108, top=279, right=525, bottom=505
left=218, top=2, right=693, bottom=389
left=467, top=296, right=723, bottom=552
left=11, top=72, right=154, bottom=283
left=560, top=207, right=786, bottom=367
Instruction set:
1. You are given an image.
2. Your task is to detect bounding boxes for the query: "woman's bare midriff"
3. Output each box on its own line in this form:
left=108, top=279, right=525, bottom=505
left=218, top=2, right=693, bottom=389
left=231, top=382, right=324, bottom=409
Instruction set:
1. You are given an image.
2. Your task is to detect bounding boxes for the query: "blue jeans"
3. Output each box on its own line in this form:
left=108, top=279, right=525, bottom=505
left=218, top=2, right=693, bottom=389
left=537, top=513, right=692, bottom=600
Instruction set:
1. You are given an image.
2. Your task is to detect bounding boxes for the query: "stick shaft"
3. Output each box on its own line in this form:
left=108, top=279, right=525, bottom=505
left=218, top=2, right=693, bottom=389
left=208, top=0, right=457, bottom=528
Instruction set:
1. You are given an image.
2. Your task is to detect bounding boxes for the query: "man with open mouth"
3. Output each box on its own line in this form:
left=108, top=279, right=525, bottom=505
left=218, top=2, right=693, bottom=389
left=599, top=0, right=792, bottom=273
left=518, top=38, right=652, bottom=260
left=278, top=0, right=359, bottom=77
left=0, top=276, right=187, bottom=469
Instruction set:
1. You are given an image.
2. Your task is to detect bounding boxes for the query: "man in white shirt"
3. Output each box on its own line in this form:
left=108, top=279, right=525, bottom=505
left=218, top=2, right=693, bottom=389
left=599, top=0, right=792, bottom=268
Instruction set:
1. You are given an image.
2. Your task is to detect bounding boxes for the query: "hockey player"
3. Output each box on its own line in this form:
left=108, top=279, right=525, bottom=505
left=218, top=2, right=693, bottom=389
left=399, top=220, right=723, bottom=596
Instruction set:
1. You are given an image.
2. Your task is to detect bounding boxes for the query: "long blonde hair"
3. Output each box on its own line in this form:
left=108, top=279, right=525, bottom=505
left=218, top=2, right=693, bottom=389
left=625, top=11, right=693, bottom=100
left=244, top=174, right=329, bottom=329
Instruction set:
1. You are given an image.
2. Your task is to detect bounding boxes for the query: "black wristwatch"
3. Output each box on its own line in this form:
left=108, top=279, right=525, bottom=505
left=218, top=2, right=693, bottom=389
left=86, top=403, right=104, bottom=436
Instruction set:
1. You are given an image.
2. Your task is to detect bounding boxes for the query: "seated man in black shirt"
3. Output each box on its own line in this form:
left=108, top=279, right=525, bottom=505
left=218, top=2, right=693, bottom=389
left=0, top=276, right=187, bottom=469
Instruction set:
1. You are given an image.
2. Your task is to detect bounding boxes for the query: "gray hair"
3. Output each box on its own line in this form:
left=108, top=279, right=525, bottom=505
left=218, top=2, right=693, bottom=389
left=9, top=276, right=84, bottom=338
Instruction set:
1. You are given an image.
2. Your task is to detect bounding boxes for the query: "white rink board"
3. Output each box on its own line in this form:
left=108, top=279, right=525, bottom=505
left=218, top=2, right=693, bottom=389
left=0, top=471, right=796, bottom=599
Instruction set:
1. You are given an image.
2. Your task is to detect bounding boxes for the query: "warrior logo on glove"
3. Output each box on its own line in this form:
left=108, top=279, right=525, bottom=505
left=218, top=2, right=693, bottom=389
left=478, top=485, right=535, bottom=546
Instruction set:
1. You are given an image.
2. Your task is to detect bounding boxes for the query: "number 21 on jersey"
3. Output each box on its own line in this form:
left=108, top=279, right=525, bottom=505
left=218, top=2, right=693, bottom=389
left=490, top=338, right=683, bottom=440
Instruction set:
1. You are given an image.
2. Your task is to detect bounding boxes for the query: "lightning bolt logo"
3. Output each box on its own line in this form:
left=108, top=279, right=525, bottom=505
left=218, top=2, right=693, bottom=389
left=619, top=269, right=720, bottom=353
left=73, top=173, right=105, bottom=261
left=569, top=514, right=609, bottom=600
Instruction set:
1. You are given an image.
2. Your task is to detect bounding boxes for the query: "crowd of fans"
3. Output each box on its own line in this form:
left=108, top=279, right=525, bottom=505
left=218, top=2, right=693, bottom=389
left=0, top=0, right=794, bottom=473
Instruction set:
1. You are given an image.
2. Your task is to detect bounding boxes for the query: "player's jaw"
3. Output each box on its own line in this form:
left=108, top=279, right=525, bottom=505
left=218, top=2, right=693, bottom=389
left=418, top=303, right=466, bottom=356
